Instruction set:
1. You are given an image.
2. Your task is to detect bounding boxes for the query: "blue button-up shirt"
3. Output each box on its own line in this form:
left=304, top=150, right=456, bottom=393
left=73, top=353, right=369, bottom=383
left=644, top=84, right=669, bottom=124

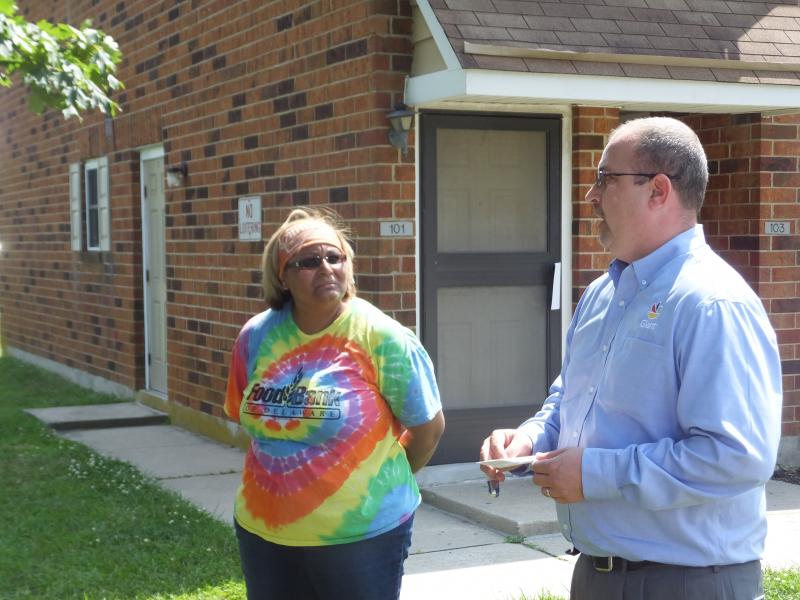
left=520, top=225, right=782, bottom=566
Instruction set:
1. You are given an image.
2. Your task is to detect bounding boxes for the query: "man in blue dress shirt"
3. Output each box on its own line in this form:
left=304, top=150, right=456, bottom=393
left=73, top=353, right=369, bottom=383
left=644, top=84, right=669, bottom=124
left=481, top=117, right=782, bottom=599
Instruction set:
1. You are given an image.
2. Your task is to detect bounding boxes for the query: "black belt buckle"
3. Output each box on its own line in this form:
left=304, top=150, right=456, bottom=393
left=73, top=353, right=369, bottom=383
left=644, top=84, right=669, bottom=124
left=592, top=556, right=614, bottom=572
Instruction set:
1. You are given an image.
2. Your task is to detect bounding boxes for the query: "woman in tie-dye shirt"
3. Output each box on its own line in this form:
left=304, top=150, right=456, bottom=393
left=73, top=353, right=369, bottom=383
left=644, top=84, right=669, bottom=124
left=225, top=208, right=444, bottom=600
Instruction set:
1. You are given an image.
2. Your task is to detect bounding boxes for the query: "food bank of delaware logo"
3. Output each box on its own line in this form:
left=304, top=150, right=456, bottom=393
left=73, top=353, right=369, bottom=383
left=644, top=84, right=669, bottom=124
left=647, top=302, right=662, bottom=320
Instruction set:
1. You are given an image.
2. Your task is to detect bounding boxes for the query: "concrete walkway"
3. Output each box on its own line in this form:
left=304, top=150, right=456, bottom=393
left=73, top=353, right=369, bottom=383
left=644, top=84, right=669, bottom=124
left=26, top=402, right=800, bottom=600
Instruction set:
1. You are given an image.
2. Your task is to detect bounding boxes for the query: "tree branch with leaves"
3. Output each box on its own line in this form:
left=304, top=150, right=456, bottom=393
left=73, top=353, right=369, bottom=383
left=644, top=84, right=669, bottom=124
left=0, top=0, right=123, bottom=119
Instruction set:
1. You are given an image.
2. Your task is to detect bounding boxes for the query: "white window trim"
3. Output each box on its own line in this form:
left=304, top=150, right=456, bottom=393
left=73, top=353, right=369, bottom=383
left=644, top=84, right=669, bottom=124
left=69, top=163, right=82, bottom=251
left=83, top=157, right=110, bottom=252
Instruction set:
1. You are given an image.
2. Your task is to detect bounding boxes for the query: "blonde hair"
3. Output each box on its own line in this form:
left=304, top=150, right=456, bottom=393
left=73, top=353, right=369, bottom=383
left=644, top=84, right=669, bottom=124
left=261, top=208, right=357, bottom=310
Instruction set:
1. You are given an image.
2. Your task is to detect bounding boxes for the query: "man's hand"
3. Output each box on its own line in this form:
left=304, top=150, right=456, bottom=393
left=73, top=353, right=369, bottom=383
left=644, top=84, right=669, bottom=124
left=479, top=429, right=533, bottom=482
left=532, top=447, right=584, bottom=504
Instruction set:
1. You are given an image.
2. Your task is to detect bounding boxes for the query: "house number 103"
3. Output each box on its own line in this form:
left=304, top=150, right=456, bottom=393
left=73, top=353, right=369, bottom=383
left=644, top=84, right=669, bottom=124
left=764, top=221, right=791, bottom=235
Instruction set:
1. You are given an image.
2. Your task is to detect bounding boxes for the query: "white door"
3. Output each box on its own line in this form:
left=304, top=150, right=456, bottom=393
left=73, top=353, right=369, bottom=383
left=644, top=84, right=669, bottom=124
left=141, top=149, right=168, bottom=395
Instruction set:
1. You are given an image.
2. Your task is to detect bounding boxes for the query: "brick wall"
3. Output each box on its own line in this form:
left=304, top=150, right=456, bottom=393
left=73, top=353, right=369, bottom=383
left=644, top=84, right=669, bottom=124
left=571, top=106, right=618, bottom=305
left=0, top=1, right=415, bottom=417
left=0, top=68, right=145, bottom=390
left=760, top=115, right=800, bottom=438
left=690, top=114, right=764, bottom=285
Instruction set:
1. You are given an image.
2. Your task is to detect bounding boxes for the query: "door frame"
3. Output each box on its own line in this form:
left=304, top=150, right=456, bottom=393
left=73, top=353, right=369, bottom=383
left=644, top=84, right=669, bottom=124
left=419, top=111, right=566, bottom=463
left=138, top=144, right=167, bottom=397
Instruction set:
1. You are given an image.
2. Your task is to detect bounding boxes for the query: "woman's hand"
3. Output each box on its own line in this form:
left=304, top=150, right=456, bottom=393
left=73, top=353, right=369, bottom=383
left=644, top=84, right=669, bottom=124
left=400, top=411, right=445, bottom=473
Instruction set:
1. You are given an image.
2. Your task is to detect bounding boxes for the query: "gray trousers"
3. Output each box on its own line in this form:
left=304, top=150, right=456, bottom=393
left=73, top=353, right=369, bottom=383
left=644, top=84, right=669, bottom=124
left=570, top=554, right=764, bottom=600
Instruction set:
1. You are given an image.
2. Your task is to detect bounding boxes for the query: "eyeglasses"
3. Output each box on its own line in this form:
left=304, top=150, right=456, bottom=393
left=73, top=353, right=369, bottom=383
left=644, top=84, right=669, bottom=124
left=286, top=252, right=347, bottom=270
left=595, top=171, right=679, bottom=189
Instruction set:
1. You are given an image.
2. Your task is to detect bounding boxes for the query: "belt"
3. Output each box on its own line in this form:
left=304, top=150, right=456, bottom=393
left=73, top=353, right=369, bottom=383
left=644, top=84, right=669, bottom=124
left=587, top=555, right=666, bottom=573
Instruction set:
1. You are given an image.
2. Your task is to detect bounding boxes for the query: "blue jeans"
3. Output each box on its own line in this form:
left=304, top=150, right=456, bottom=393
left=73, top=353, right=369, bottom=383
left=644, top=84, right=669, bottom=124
left=234, top=515, right=414, bottom=600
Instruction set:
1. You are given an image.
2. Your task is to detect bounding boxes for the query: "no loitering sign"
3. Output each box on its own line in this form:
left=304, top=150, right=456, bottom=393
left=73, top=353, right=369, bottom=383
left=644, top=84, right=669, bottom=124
left=238, top=196, right=262, bottom=241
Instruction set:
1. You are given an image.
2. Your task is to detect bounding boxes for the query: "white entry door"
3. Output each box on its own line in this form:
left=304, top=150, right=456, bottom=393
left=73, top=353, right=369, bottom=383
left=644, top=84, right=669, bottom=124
left=140, top=148, right=167, bottom=395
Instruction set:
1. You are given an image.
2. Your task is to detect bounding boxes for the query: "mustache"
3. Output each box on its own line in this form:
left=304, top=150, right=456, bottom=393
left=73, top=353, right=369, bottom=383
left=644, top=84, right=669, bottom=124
left=593, top=207, right=604, bottom=219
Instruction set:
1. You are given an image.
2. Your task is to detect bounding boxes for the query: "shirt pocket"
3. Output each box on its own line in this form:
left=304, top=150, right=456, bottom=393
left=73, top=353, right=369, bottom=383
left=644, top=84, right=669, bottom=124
left=601, top=336, right=678, bottom=433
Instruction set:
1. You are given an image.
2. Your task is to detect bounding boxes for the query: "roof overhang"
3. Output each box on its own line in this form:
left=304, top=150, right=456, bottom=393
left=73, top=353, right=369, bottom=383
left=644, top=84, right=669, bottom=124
left=406, top=68, right=800, bottom=115
left=410, top=0, right=800, bottom=115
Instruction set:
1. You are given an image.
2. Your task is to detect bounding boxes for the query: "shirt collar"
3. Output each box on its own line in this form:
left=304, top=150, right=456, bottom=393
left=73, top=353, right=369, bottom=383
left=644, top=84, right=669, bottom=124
left=608, top=259, right=628, bottom=286
left=608, top=224, right=706, bottom=287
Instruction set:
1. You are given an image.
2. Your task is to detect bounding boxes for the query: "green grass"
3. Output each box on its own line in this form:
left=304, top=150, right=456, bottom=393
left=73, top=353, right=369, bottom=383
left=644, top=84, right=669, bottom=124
left=0, top=356, right=246, bottom=599
left=765, top=567, right=800, bottom=599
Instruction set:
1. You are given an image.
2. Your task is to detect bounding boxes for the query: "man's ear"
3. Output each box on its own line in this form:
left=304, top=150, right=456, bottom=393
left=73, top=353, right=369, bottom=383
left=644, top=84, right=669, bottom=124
left=649, top=173, right=671, bottom=208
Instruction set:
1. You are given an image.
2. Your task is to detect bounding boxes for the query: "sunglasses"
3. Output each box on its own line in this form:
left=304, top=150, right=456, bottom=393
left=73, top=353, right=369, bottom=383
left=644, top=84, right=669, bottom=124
left=595, top=171, right=679, bottom=189
left=286, top=252, right=347, bottom=270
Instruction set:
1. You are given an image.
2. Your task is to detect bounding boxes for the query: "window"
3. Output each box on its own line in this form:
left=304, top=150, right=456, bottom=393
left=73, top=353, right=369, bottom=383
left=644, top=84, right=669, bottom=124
left=86, top=165, right=100, bottom=248
left=69, top=158, right=110, bottom=251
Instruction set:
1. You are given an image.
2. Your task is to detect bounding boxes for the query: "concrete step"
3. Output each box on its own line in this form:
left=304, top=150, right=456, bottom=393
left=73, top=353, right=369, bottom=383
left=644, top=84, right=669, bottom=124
left=417, top=466, right=800, bottom=543
left=416, top=463, right=560, bottom=537
left=25, top=402, right=168, bottom=431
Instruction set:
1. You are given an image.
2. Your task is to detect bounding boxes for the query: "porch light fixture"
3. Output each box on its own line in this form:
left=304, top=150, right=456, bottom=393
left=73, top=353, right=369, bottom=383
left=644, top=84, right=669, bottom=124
left=387, top=105, right=414, bottom=155
left=166, top=162, right=188, bottom=188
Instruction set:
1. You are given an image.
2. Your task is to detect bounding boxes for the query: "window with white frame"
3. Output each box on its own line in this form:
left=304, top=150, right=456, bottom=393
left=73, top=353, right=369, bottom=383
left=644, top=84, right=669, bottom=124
left=69, top=158, right=110, bottom=251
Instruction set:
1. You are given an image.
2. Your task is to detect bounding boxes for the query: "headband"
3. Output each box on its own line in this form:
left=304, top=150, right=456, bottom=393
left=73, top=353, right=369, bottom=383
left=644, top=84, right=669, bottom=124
left=277, top=220, right=345, bottom=279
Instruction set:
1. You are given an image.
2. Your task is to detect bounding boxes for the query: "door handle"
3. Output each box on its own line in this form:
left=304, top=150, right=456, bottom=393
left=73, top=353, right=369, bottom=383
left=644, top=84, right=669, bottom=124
left=551, top=262, right=561, bottom=311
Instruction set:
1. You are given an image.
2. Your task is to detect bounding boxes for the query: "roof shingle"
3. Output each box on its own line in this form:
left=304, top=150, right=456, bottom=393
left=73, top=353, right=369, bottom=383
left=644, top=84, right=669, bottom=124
left=428, top=0, right=800, bottom=85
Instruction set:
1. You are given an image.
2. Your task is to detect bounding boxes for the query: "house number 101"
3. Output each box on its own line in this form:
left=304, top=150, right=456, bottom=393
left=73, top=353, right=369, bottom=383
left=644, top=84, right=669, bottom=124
left=380, top=221, right=414, bottom=237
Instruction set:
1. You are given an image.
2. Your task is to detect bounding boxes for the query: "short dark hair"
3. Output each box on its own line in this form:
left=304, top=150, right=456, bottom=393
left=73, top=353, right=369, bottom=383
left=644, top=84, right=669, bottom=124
left=613, top=117, right=709, bottom=213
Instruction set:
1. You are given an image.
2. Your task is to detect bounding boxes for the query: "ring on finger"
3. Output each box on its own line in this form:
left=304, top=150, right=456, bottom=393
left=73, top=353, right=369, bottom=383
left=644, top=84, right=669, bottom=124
left=543, top=487, right=551, bottom=498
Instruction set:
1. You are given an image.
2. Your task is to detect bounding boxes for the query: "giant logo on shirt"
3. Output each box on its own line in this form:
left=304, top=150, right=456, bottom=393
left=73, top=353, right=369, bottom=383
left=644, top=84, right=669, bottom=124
left=243, top=366, right=342, bottom=420
left=236, top=332, right=394, bottom=530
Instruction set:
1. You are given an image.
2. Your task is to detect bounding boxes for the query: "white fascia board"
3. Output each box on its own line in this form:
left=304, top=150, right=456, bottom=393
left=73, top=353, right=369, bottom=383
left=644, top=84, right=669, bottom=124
left=414, top=0, right=460, bottom=71
left=407, top=68, right=800, bottom=113
left=407, top=69, right=468, bottom=106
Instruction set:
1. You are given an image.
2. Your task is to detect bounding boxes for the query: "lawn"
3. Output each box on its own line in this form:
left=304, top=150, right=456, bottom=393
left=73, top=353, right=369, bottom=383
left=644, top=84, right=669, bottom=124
left=0, top=356, right=245, bottom=599
left=1, top=355, right=798, bottom=599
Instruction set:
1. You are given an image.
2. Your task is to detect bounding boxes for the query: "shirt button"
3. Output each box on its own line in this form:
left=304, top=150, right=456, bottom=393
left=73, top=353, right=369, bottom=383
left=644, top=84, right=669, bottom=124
left=573, top=431, right=578, bottom=437
left=588, top=386, right=596, bottom=394
left=602, top=344, right=608, bottom=352
left=641, top=280, right=647, bottom=286
left=618, top=300, right=625, bottom=307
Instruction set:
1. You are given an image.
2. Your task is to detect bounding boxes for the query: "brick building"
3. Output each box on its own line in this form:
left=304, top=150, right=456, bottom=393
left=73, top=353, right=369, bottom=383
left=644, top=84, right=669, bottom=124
left=1, top=0, right=798, bottom=464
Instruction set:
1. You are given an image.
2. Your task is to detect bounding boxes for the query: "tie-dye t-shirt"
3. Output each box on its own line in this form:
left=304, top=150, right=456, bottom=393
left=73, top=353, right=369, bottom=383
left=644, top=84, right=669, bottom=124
left=225, top=297, right=441, bottom=546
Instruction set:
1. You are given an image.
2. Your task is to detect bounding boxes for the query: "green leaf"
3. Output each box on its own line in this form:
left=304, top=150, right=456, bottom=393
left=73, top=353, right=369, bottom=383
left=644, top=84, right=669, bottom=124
left=0, top=5, right=123, bottom=119
left=26, top=87, right=46, bottom=113
left=0, top=0, right=15, bottom=17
